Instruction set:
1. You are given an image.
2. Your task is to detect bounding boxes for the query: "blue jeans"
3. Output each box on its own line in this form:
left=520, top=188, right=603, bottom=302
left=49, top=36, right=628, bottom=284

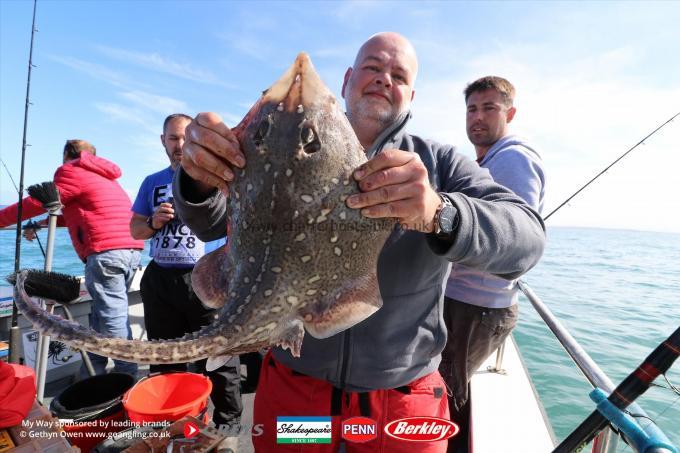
left=84, top=249, right=141, bottom=377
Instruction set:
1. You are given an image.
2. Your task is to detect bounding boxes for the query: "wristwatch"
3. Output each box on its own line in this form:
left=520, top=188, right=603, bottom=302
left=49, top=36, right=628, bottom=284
left=146, top=216, right=160, bottom=231
left=433, top=193, right=458, bottom=239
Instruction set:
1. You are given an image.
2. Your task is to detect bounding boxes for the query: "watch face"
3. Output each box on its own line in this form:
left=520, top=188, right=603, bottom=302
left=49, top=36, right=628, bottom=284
left=438, top=206, right=455, bottom=233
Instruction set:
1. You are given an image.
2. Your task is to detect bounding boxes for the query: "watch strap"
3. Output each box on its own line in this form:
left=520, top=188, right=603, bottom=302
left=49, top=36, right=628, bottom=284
left=434, top=194, right=447, bottom=235
left=146, top=216, right=160, bottom=231
left=434, top=193, right=457, bottom=238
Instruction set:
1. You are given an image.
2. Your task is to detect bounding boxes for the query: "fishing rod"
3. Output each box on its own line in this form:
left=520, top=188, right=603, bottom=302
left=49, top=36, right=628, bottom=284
left=544, top=111, right=680, bottom=221
left=554, top=326, right=680, bottom=452
left=0, top=157, right=20, bottom=193
left=23, top=220, right=46, bottom=257
left=3, top=157, right=49, bottom=261
left=9, top=0, right=38, bottom=364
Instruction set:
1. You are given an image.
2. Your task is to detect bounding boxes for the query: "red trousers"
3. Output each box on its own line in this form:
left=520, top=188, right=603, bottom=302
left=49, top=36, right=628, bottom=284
left=252, top=351, right=450, bottom=452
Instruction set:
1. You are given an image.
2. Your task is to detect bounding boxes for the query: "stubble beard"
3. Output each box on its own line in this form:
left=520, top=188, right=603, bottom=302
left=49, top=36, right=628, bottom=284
left=467, top=127, right=497, bottom=150
left=347, top=97, right=399, bottom=132
left=165, top=146, right=182, bottom=169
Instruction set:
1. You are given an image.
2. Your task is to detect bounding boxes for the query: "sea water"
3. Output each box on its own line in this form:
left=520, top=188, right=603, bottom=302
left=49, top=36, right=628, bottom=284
left=518, top=227, right=679, bottom=448
left=1, top=226, right=678, bottom=448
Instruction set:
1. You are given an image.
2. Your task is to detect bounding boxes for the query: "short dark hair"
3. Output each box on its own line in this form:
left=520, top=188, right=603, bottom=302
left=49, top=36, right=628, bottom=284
left=163, top=113, right=192, bottom=134
left=464, top=76, right=515, bottom=107
left=63, top=139, right=96, bottom=159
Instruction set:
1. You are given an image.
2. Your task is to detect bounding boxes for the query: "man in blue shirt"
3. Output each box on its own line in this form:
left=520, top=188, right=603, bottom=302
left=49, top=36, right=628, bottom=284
left=130, top=113, right=242, bottom=439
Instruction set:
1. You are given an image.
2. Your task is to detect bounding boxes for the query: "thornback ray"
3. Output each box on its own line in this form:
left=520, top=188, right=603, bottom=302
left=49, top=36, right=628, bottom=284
left=13, top=52, right=394, bottom=364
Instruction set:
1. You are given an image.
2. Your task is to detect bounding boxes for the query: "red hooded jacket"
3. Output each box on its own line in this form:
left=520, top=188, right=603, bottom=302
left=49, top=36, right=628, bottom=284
left=0, top=361, right=35, bottom=428
left=0, top=152, right=143, bottom=261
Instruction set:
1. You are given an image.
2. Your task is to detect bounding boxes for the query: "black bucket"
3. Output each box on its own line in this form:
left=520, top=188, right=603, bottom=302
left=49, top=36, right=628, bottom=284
left=50, top=372, right=136, bottom=452
left=50, top=372, right=135, bottom=420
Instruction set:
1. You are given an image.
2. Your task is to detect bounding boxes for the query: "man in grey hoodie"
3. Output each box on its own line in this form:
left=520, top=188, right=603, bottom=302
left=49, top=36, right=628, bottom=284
left=440, top=76, right=546, bottom=426
left=173, top=36, right=545, bottom=452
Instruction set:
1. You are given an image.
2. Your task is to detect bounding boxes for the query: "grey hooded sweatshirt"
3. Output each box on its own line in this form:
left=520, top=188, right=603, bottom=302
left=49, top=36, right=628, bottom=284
left=173, top=112, right=545, bottom=392
left=445, top=134, right=546, bottom=308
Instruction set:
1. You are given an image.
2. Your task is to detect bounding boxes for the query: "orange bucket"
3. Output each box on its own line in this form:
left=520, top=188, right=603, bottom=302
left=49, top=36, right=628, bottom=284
left=122, top=372, right=212, bottom=423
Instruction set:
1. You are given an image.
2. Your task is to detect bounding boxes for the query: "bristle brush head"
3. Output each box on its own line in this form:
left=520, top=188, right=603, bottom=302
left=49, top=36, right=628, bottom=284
left=7, top=269, right=80, bottom=303
left=27, top=181, right=61, bottom=210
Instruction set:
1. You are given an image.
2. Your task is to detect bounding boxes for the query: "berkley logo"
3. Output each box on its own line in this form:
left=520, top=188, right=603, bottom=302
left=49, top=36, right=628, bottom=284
left=384, top=416, right=459, bottom=442
left=341, top=417, right=378, bottom=443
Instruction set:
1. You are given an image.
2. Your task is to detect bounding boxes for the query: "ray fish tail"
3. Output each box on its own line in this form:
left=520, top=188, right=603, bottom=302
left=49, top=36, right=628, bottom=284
left=12, top=270, right=238, bottom=364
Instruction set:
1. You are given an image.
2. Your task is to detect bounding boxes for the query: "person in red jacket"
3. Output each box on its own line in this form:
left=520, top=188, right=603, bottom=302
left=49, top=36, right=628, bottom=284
left=0, top=139, right=144, bottom=377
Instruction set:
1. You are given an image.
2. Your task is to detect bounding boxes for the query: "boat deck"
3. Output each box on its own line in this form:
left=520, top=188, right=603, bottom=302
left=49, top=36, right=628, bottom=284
left=469, top=335, right=555, bottom=452
left=4, top=268, right=555, bottom=452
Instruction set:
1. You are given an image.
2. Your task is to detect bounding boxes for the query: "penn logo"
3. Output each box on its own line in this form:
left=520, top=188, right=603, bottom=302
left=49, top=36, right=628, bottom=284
left=341, top=417, right=377, bottom=443
left=384, top=416, right=459, bottom=442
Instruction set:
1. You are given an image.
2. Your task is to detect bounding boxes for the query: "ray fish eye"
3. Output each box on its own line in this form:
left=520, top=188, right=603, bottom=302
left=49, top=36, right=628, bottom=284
left=299, top=124, right=321, bottom=154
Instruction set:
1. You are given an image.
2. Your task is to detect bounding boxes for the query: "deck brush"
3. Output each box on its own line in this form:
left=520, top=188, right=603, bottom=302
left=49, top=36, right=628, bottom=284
left=27, top=181, right=61, bottom=210
left=8, top=270, right=96, bottom=377
left=6, top=269, right=80, bottom=304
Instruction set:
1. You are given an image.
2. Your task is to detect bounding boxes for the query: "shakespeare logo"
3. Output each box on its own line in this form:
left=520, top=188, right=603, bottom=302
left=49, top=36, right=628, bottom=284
left=276, top=416, right=332, bottom=444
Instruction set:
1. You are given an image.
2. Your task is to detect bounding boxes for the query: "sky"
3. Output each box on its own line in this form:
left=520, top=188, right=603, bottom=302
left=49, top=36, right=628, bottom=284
left=1, top=0, right=679, bottom=233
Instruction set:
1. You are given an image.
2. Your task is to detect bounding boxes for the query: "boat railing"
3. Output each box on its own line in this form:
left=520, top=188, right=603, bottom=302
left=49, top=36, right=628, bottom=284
left=513, top=280, right=675, bottom=453
left=485, top=338, right=507, bottom=375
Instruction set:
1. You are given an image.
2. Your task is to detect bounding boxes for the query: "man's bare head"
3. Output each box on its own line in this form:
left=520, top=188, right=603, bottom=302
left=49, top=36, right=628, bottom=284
left=161, top=113, right=192, bottom=170
left=342, top=32, right=418, bottom=147
left=352, top=32, right=418, bottom=82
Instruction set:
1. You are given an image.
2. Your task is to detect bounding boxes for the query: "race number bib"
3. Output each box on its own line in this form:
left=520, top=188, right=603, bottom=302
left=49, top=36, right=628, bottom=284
left=149, top=182, right=205, bottom=266
left=151, top=219, right=205, bottom=266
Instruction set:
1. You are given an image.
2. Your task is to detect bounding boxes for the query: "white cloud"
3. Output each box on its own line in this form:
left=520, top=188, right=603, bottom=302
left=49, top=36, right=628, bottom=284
left=48, top=55, right=130, bottom=87
left=119, top=91, right=188, bottom=115
left=49, top=57, right=191, bottom=120
left=130, top=133, right=169, bottom=168
left=408, top=41, right=680, bottom=233
left=226, top=34, right=276, bottom=63
left=94, top=45, right=230, bottom=87
left=94, top=102, right=158, bottom=134
left=109, top=134, right=170, bottom=200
